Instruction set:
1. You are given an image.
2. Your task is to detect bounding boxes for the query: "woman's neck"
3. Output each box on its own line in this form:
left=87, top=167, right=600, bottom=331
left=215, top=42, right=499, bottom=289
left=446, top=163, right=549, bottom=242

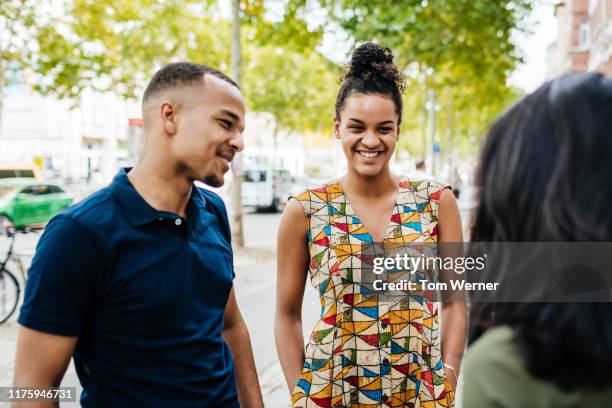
left=342, top=166, right=398, bottom=198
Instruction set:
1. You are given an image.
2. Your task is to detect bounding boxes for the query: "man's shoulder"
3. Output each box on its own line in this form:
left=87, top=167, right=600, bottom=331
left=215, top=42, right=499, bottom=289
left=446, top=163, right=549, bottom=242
left=196, top=186, right=227, bottom=212
left=54, top=186, right=119, bottom=230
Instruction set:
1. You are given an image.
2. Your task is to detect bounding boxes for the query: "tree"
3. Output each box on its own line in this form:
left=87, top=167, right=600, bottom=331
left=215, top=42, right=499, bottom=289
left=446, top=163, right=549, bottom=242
left=231, top=0, right=244, bottom=247
left=243, top=44, right=339, bottom=134
left=240, top=0, right=338, bottom=133
left=0, top=0, right=37, bottom=136
left=32, top=0, right=231, bottom=100
left=21, top=0, right=340, bottom=245
left=316, top=0, right=532, bottom=162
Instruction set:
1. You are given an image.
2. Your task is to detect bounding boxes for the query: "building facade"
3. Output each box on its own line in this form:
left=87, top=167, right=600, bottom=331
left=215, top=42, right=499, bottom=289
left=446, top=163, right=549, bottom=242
left=0, top=75, right=141, bottom=186
left=547, top=0, right=612, bottom=77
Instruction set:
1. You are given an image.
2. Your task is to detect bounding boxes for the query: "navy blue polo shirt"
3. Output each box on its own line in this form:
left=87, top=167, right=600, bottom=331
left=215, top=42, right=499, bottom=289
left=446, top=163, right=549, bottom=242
left=18, top=168, right=239, bottom=407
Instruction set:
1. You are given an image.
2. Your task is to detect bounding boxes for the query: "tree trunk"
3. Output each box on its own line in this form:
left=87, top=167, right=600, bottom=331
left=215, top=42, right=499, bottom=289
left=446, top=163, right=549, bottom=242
left=230, top=0, right=244, bottom=247
left=428, top=88, right=437, bottom=175
left=421, top=86, right=428, bottom=162
left=0, top=56, right=5, bottom=138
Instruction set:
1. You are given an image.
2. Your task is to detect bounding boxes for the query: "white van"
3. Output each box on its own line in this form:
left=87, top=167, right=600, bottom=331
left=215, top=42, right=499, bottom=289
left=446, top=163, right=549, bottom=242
left=242, top=168, right=295, bottom=212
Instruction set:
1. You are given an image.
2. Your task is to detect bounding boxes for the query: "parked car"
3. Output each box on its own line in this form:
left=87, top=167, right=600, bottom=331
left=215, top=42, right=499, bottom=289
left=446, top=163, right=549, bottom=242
left=242, top=168, right=295, bottom=212
left=0, top=178, right=73, bottom=230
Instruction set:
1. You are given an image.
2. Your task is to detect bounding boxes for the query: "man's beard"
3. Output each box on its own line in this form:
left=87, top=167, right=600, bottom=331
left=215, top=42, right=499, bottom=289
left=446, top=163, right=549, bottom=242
left=202, top=171, right=224, bottom=187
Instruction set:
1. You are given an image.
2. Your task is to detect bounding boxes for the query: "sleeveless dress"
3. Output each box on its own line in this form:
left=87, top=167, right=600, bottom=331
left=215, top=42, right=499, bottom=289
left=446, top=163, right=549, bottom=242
left=291, top=177, right=455, bottom=408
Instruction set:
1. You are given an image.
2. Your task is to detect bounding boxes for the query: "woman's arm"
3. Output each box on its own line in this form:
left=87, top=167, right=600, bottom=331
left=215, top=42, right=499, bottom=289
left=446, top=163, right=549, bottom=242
left=437, top=189, right=468, bottom=390
left=274, top=198, right=310, bottom=393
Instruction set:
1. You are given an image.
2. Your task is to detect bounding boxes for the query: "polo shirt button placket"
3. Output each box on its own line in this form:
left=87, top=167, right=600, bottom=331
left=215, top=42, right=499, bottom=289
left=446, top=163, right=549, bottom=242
left=174, top=218, right=182, bottom=226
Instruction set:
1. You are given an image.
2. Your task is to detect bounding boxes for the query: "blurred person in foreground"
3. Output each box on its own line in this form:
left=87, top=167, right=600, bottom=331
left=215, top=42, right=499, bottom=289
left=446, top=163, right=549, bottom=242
left=464, top=73, right=612, bottom=406
left=13, top=62, right=263, bottom=407
left=275, top=43, right=467, bottom=407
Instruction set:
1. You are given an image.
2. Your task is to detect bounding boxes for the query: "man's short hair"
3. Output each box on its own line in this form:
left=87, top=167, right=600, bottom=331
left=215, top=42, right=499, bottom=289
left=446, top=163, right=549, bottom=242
left=142, top=62, right=239, bottom=102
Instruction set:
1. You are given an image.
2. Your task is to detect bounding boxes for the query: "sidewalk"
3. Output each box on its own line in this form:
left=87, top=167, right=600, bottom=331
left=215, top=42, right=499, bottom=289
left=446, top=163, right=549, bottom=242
left=232, top=246, right=320, bottom=406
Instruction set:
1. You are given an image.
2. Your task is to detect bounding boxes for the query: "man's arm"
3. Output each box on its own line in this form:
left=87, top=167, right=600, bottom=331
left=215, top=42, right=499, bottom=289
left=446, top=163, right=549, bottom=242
left=222, top=287, right=264, bottom=408
left=12, top=327, right=77, bottom=408
left=12, top=216, right=101, bottom=407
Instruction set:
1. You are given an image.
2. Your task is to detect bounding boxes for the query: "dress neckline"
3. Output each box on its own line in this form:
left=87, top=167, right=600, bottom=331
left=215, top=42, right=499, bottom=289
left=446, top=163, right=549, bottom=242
left=334, top=175, right=407, bottom=242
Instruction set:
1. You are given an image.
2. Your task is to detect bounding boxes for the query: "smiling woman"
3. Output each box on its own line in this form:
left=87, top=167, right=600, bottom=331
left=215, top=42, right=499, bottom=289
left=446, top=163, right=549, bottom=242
left=275, top=43, right=467, bottom=408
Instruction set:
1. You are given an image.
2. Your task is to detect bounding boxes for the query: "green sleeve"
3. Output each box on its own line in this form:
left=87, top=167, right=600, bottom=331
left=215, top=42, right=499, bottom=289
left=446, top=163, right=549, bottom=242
left=462, top=326, right=529, bottom=408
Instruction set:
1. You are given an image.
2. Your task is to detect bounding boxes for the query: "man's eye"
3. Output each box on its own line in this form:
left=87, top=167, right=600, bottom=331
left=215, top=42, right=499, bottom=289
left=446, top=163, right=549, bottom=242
left=219, top=120, right=231, bottom=129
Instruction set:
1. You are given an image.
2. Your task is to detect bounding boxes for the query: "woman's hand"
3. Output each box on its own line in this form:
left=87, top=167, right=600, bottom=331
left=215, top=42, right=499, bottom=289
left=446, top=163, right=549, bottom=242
left=444, top=362, right=459, bottom=391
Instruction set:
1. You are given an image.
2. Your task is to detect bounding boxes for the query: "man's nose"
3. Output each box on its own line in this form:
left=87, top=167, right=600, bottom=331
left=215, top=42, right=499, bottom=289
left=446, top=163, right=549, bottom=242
left=229, top=132, right=244, bottom=152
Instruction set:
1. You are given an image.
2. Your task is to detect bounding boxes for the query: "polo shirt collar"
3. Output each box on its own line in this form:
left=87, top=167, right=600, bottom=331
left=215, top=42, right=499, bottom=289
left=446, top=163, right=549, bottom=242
left=110, top=168, right=205, bottom=227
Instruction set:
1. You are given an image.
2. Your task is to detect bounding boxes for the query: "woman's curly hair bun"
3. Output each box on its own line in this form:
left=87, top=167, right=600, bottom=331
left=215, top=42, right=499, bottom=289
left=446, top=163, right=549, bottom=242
left=344, top=42, right=405, bottom=92
left=335, top=42, right=406, bottom=124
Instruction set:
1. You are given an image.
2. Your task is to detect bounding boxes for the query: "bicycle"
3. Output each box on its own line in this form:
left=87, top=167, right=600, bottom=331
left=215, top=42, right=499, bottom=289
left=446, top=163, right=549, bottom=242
left=0, top=225, right=30, bottom=325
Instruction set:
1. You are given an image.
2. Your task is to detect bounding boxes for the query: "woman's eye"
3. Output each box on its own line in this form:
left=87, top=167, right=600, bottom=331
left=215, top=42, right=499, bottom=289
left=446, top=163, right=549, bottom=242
left=379, top=128, right=392, bottom=133
left=350, top=126, right=364, bottom=132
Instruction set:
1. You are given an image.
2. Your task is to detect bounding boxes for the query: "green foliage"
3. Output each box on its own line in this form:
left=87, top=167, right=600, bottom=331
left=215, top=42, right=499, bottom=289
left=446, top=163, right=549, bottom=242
left=243, top=43, right=340, bottom=132
left=317, top=0, right=532, bottom=155
left=33, top=0, right=230, bottom=99
left=4, top=0, right=531, bottom=152
left=0, top=0, right=38, bottom=81
left=241, top=1, right=335, bottom=132
left=26, top=0, right=336, bottom=133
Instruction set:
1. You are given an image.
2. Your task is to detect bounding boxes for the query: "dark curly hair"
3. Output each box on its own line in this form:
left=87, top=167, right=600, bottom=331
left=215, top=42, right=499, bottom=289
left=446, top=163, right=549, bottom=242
left=335, top=43, right=406, bottom=124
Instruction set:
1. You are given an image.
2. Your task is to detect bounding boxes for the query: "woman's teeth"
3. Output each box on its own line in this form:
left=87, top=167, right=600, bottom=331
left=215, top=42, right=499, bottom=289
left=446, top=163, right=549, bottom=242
left=357, top=150, right=381, bottom=158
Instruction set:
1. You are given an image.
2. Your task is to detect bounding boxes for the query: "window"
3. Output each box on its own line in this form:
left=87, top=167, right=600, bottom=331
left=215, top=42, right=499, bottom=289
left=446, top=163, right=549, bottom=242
left=19, top=186, right=38, bottom=196
left=580, top=21, right=590, bottom=48
left=244, top=170, right=266, bottom=183
left=0, top=169, right=35, bottom=178
left=273, top=170, right=291, bottom=183
left=46, top=185, right=64, bottom=194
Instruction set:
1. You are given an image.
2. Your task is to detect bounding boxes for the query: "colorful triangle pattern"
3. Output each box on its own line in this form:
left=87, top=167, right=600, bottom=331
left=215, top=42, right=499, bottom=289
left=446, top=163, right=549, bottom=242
left=291, top=177, right=454, bottom=407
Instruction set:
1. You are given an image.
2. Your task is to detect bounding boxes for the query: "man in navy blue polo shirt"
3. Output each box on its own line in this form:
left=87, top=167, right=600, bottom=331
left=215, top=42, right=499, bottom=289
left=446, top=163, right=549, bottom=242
left=13, top=62, right=264, bottom=407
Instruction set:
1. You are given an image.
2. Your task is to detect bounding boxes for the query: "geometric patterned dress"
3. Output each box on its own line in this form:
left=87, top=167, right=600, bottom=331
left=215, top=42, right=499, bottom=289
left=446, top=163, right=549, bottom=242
left=290, top=177, right=455, bottom=408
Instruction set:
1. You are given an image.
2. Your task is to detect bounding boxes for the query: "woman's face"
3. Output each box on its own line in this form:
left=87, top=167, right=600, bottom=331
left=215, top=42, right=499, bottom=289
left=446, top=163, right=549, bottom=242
left=335, top=93, right=399, bottom=178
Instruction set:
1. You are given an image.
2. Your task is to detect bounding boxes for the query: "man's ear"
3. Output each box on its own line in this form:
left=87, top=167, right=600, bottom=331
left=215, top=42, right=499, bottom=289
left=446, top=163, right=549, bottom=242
left=333, top=117, right=341, bottom=139
left=161, top=101, right=177, bottom=136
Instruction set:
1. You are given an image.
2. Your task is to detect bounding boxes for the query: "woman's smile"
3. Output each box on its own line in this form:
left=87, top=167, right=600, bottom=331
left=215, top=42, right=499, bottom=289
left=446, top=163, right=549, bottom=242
left=355, top=149, right=384, bottom=159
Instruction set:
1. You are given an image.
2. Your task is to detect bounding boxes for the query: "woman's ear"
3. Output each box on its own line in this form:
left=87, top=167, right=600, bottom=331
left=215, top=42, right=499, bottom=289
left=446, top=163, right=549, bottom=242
left=396, top=125, right=401, bottom=139
left=333, top=117, right=341, bottom=139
